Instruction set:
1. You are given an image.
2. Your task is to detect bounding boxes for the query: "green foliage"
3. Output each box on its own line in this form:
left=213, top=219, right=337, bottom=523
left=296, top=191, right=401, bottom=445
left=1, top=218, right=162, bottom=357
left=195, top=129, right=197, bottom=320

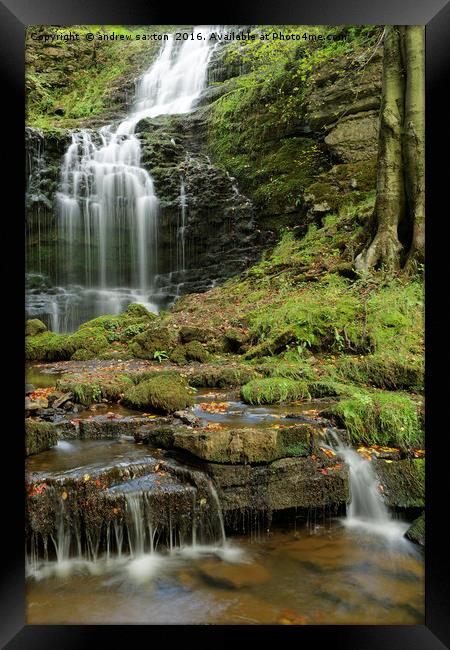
left=123, top=374, right=194, bottom=413
left=324, top=390, right=424, bottom=449
left=241, top=377, right=310, bottom=405
left=26, top=26, right=166, bottom=130
left=153, top=350, right=169, bottom=363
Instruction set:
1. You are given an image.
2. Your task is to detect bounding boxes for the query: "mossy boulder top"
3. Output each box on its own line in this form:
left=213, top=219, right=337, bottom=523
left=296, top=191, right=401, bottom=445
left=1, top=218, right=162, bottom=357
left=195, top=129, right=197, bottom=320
left=123, top=375, right=194, bottom=413
left=26, top=319, right=47, bottom=337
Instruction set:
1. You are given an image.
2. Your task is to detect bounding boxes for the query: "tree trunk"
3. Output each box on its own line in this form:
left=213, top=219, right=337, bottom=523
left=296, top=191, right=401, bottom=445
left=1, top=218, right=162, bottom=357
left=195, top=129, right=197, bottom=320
left=355, top=26, right=406, bottom=272
left=403, top=26, right=425, bottom=267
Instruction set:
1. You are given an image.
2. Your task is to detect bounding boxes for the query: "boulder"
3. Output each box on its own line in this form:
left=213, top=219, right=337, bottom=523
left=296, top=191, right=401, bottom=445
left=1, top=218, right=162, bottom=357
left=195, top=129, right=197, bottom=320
left=123, top=375, right=194, bottom=413
left=25, top=319, right=47, bottom=337
left=374, top=458, right=424, bottom=508
left=173, top=424, right=316, bottom=464
left=25, top=419, right=58, bottom=456
left=324, top=111, right=379, bottom=163
left=405, top=512, right=425, bottom=546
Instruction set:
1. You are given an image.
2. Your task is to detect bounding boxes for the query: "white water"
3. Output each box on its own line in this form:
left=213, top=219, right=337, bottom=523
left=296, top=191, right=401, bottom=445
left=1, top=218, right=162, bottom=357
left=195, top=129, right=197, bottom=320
left=49, top=27, right=218, bottom=331
left=326, top=428, right=409, bottom=542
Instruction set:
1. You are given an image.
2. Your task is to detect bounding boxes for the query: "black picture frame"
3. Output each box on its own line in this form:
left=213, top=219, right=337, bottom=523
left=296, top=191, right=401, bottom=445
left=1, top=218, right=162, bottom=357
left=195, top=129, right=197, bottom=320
left=2, top=0, right=448, bottom=646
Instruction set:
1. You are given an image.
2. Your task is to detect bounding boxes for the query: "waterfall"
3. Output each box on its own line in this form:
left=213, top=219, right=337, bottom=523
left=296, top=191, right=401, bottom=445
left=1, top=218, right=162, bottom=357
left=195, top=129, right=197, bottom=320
left=28, top=27, right=218, bottom=332
left=177, top=177, right=187, bottom=274
left=325, top=428, right=409, bottom=541
left=26, top=465, right=229, bottom=576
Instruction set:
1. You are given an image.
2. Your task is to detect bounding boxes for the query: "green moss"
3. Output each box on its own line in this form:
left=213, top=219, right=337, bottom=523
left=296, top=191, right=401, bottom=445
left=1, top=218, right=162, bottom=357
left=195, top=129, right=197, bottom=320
left=25, top=332, right=75, bottom=361
left=179, top=326, right=212, bottom=343
left=57, top=375, right=132, bottom=406
left=25, top=319, right=47, bottom=337
left=323, top=390, right=424, bottom=448
left=125, top=303, right=156, bottom=319
left=241, top=377, right=310, bottom=405
left=307, top=380, right=358, bottom=399
left=336, top=354, right=424, bottom=391
left=123, top=375, right=194, bottom=413
left=129, top=326, right=174, bottom=360
left=188, top=365, right=259, bottom=388
left=184, top=341, right=208, bottom=362
left=25, top=419, right=58, bottom=456
left=375, top=459, right=425, bottom=509
left=26, top=26, right=165, bottom=130
left=405, top=512, right=425, bottom=546
left=69, top=327, right=109, bottom=355
left=169, top=345, right=188, bottom=365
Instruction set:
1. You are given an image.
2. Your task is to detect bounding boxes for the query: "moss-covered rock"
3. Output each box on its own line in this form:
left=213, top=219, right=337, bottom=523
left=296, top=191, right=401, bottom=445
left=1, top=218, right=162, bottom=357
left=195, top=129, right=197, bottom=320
left=57, top=375, right=133, bottom=406
left=374, top=459, right=424, bottom=509
left=173, top=424, right=316, bottom=464
left=125, top=303, right=156, bottom=319
left=179, top=326, right=213, bottom=343
left=222, top=328, right=248, bottom=353
left=336, top=354, right=424, bottom=391
left=322, top=391, right=424, bottom=449
left=25, top=419, right=58, bottom=456
left=25, top=319, right=47, bottom=337
left=169, top=345, right=189, bottom=365
left=123, top=375, right=194, bottom=413
left=188, top=365, right=259, bottom=388
left=25, top=332, right=75, bottom=361
left=405, top=512, right=425, bottom=546
left=129, top=326, right=174, bottom=360
left=241, top=377, right=310, bottom=405
left=69, top=327, right=109, bottom=356
left=170, top=341, right=209, bottom=365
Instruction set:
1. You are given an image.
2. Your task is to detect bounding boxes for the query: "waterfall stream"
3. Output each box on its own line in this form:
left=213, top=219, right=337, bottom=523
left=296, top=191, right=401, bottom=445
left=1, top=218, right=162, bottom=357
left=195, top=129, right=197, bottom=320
left=27, top=28, right=218, bottom=332
left=324, top=427, right=409, bottom=541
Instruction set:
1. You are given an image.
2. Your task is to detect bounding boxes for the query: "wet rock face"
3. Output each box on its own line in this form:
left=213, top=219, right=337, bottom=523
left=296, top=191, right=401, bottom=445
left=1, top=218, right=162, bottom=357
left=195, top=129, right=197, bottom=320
left=207, top=457, right=349, bottom=514
left=135, top=113, right=273, bottom=299
left=303, top=49, right=382, bottom=165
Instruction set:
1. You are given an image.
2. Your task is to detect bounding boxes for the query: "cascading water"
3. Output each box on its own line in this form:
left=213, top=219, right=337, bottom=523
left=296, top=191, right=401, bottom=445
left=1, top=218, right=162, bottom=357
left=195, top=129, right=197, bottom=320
left=325, top=428, right=410, bottom=541
left=26, top=27, right=219, bottom=332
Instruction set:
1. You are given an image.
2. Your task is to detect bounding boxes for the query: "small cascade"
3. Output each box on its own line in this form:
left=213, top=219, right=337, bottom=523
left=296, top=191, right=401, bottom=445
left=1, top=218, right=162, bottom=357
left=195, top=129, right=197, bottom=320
left=324, top=428, right=409, bottom=541
left=26, top=460, right=229, bottom=576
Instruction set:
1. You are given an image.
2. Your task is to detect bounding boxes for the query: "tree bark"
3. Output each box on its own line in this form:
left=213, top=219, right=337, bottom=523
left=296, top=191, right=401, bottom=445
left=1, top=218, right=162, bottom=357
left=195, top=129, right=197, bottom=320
left=355, top=26, right=405, bottom=272
left=402, top=26, right=425, bottom=267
